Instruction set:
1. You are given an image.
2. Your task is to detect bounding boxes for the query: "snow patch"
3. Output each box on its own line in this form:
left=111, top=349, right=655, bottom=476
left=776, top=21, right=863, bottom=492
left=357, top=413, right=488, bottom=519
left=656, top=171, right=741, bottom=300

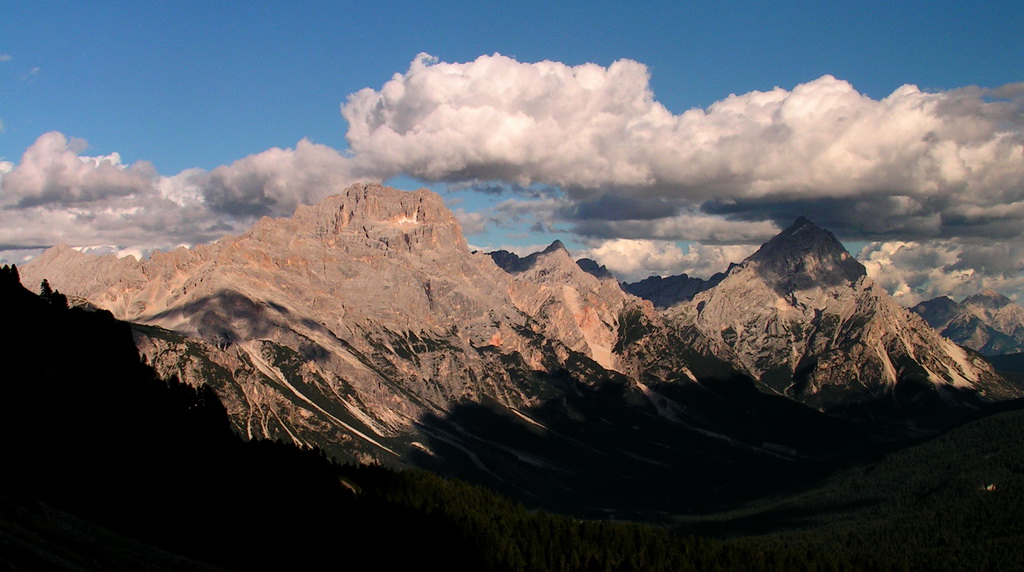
left=394, top=213, right=420, bottom=227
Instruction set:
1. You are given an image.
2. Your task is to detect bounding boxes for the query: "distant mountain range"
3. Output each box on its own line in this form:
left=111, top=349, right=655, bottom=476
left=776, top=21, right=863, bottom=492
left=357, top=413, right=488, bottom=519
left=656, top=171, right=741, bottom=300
left=911, top=291, right=1024, bottom=356
left=634, top=217, right=1018, bottom=416
left=20, top=184, right=1024, bottom=512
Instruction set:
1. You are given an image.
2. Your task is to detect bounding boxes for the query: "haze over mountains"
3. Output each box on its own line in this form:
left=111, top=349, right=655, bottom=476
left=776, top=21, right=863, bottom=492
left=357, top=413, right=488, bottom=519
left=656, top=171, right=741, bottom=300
left=21, top=184, right=1024, bottom=511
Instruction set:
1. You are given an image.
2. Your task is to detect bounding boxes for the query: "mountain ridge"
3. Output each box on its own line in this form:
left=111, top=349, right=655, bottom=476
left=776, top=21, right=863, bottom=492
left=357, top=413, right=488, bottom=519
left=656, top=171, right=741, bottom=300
left=662, top=217, right=1017, bottom=415
left=912, top=291, right=1024, bottom=355
left=20, top=186, right=1023, bottom=508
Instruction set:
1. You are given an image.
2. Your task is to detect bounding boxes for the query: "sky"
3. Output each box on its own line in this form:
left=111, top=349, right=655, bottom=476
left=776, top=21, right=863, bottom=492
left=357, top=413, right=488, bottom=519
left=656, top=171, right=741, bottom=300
left=1, top=1, right=1022, bottom=305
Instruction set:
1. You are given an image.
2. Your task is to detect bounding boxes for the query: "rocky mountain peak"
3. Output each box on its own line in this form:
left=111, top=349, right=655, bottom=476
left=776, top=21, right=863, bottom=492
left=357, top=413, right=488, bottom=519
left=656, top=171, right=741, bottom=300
left=914, top=289, right=1024, bottom=355
left=543, top=239, right=567, bottom=254
left=911, top=296, right=960, bottom=330
left=488, top=240, right=573, bottom=275
left=575, top=258, right=613, bottom=280
left=747, top=216, right=865, bottom=292
left=622, top=272, right=725, bottom=309
left=667, top=216, right=1017, bottom=409
left=964, top=289, right=1013, bottom=309
left=284, top=183, right=467, bottom=253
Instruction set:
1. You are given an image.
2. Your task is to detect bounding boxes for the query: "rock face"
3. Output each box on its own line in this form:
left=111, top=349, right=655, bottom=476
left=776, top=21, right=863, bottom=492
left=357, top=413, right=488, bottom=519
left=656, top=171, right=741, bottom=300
left=487, top=242, right=654, bottom=373
left=665, top=217, right=1018, bottom=412
left=21, top=190, right=1023, bottom=510
left=20, top=184, right=673, bottom=470
left=912, top=291, right=1024, bottom=356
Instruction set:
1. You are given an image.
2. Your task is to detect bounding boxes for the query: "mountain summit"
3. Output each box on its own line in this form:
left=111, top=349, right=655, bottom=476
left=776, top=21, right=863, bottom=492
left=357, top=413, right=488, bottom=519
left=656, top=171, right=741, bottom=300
left=668, top=216, right=1016, bottom=414
left=16, top=194, right=1024, bottom=512
left=20, top=183, right=659, bottom=470
left=749, top=216, right=866, bottom=293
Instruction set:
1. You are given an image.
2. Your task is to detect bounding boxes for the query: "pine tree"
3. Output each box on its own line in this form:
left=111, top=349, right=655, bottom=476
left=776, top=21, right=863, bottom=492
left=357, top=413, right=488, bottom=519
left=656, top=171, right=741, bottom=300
left=40, top=278, right=53, bottom=300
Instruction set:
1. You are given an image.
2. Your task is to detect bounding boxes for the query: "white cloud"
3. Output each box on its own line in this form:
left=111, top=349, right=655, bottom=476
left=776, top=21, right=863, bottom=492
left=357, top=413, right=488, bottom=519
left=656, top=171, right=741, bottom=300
left=3, top=54, right=1022, bottom=302
left=859, top=240, right=1024, bottom=305
left=452, top=208, right=486, bottom=235
left=1, top=132, right=156, bottom=207
left=574, top=211, right=780, bottom=243
left=0, top=132, right=364, bottom=253
left=583, top=239, right=756, bottom=282
left=199, top=138, right=363, bottom=216
left=339, top=53, right=1024, bottom=298
left=343, top=54, right=1024, bottom=243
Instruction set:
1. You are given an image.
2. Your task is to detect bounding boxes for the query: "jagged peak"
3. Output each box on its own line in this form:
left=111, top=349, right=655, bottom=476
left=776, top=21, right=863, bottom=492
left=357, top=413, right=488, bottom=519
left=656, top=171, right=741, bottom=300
left=281, top=183, right=467, bottom=252
left=621, top=271, right=724, bottom=309
left=543, top=239, right=567, bottom=254
left=964, top=289, right=1013, bottom=308
left=488, top=241, right=573, bottom=275
left=576, top=258, right=613, bottom=280
left=746, top=216, right=865, bottom=291
left=754, top=217, right=842, bottom=258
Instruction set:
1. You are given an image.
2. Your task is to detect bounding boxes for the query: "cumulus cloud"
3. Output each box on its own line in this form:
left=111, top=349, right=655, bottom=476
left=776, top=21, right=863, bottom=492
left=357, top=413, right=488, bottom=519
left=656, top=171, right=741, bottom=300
left=859, top=240, right=1024, bottom=305
left=4, top=54, right=1023, bottom=302
left=344, top=53, right=1023, bottom=242
left=452, top=207, right=486, bottom=235
left=583, top=239, right=757, bottom=282
left=201, top=138, right=361, bottom=216
left=0, top=132, right=362, bottom=253
left=339, top=53, right=1023, bottom=299
left=1, top=132, right=156, bottom=207
left=573, top=210, right=780, bottom=244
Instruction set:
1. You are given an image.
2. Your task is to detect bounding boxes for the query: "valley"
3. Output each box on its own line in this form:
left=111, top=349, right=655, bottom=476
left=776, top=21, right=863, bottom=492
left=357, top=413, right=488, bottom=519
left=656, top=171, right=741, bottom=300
left=8, top=184, right=1024, bottom=570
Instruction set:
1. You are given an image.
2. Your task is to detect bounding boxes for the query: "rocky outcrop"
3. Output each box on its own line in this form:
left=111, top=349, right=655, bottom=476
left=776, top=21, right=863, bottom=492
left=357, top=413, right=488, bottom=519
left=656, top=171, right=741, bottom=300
left=621, top=271, right=726, bottom=309
left=488, top=241, right=658, bottom=373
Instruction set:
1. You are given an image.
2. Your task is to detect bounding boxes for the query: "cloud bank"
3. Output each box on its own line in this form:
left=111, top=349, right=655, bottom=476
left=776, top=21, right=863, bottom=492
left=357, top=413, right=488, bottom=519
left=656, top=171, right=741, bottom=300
left=342, top=53, right=1024, bottom=299
left=0, top=132, right=362, bottom=253
left=582, top=240, right=757, bottom=283
left=2, top=53, right=1022, bottom=302
left=344, top=54, right=1023, bottom=239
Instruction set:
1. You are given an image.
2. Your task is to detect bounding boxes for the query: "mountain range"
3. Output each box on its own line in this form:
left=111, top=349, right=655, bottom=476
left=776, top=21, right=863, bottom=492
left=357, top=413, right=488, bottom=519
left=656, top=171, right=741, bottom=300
left=655, top=217, right=1017, bottom=416
left=5, top=261, right=1022, bottom=572
left=911, top=291, right=1024, bottom=356
left=20, top=183, right=1024, bottom=511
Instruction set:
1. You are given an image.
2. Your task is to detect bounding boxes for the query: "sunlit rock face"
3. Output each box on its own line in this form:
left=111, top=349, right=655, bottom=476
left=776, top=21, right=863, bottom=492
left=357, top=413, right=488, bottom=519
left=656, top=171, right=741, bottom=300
left=665, top=217, right=1018, bottom=411
left=22, top=190, right=1021, bottom=481
left=21, top=183, right=669, bottom=466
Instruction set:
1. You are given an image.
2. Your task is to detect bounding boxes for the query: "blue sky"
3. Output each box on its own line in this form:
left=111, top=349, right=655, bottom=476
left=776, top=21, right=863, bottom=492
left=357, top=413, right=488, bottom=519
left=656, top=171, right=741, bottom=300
left=1, top=1, right=1022, bottom=303
left=3, top=2, right=1020, bottom=172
